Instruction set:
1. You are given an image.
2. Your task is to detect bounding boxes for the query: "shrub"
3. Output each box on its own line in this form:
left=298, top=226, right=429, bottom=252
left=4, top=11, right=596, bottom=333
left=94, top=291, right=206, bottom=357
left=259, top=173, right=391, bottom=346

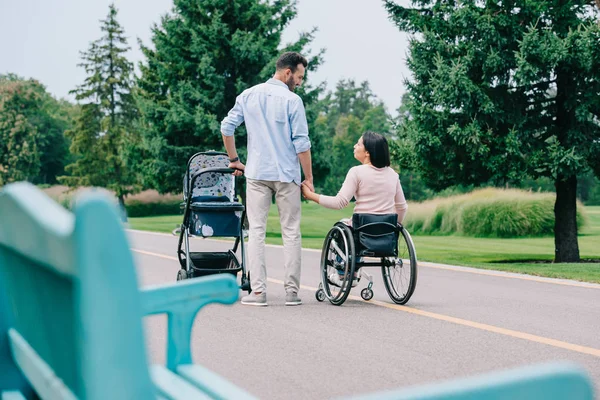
left=403, top=188, right=587, bottom=238
left=125, top=199, right=182, bottom=217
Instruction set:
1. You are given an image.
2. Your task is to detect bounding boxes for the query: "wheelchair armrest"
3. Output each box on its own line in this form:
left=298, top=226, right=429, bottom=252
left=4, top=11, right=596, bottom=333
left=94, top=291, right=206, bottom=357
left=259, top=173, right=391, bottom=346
left=140, top=274, right=239, bottom=371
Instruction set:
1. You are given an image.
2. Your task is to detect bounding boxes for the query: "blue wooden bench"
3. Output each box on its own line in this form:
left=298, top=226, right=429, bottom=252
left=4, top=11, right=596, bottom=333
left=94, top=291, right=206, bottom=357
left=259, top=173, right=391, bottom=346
left=0, top=182, right=257, bottom=399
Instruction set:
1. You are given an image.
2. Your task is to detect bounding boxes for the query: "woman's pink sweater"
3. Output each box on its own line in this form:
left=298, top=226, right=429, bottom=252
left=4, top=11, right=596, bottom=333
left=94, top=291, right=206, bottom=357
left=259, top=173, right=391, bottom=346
left=318, top=165, right=408, bottom=222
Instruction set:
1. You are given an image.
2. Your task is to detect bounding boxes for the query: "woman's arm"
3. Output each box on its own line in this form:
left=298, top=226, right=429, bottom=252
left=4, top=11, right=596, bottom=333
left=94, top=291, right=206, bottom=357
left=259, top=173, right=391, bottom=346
left=302, top=168, right=358, bottom=210
left=395, top=179, right=408, bottom=223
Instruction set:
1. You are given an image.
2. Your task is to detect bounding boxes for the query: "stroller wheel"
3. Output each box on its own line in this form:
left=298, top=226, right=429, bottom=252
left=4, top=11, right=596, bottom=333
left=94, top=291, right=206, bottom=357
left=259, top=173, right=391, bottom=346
left=241, top=272, right=252, bottom=293
left=176, top=269, right=188, bottom=281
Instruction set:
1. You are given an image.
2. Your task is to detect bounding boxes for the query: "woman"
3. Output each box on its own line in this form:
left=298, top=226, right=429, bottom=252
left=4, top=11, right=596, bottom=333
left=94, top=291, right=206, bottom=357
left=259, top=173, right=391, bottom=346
left=301, top=131, right=407, bottom=223
left=302, top=131, right=408, bottom=286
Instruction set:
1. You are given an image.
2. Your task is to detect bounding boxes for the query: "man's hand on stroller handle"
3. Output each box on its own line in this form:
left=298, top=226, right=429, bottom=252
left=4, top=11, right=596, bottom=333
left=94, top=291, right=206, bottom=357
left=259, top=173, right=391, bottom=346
left=229, top=160, right=245, bottom=176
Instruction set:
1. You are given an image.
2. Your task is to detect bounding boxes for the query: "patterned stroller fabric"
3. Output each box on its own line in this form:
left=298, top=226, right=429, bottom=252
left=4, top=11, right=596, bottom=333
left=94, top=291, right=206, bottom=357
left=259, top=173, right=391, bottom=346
left=183, top=152, right=242, bottom=238
left=184, top=152, right=235, bottom=203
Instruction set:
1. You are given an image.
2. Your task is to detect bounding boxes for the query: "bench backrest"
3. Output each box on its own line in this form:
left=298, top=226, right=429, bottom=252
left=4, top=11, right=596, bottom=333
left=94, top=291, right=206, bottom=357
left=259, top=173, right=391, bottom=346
left=0, top=182, right=154, bottom=399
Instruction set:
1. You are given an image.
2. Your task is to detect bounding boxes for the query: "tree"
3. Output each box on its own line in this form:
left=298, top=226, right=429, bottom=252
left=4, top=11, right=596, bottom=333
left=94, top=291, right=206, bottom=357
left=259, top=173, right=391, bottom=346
left=0, top=79, right=40, bottom=185
left=136, top=0, right=323, bottom=194
left=0, top=74, right=75, bottom=185
left=386, top=0, right=600, bottom=262
left=60, top=4, right=139, bottom=219
left=314, top=79, right=393, bottom=194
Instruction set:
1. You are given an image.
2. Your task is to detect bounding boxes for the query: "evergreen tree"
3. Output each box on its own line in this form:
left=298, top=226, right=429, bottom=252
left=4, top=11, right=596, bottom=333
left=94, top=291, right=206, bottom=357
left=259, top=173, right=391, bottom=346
left=386, top=0, right=600, bottom=262
left=60, top=4, right=139, bottom=219
left=136, top=0, right=323, bottom=193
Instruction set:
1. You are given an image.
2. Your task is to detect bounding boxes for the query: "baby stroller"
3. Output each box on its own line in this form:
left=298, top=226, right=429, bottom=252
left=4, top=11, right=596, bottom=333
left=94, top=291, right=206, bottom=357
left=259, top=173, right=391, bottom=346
left=176, top=151, right=251, bottom=293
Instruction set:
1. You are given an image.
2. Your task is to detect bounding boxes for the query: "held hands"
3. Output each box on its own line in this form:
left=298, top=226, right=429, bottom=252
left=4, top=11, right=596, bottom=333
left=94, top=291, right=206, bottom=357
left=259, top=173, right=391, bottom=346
left=301, top=180, right=316, bottom=201
left=229, top=160, right=245, bottom=176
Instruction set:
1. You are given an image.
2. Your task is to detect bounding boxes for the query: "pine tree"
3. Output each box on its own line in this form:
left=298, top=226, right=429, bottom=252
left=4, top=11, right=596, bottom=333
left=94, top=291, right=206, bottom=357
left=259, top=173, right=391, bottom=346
left=136, top=0, right=323, bottom=193
left=60, top=4, right=139, bottom=219
left=386, top=0, right=600, bottom=262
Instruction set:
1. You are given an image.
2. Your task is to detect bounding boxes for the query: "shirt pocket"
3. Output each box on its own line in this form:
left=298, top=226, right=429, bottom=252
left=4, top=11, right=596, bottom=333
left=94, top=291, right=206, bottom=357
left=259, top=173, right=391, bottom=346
left=271, top=97, right=288, bottom=124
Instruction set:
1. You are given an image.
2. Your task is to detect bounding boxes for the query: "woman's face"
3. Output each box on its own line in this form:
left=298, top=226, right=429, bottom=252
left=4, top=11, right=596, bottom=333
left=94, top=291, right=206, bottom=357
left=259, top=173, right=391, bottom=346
left=353, top=137, right=369, bottom=164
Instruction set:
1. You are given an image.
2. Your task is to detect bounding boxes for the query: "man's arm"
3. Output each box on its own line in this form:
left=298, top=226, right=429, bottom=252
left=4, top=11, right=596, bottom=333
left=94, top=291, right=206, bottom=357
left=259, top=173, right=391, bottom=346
left=290, top=98, right=313, bottom=189
left=221, top=134, right=244, bottom=175
left=298, top=149, right=313, bottom=191
left=221, top=95, right=246, bottom=175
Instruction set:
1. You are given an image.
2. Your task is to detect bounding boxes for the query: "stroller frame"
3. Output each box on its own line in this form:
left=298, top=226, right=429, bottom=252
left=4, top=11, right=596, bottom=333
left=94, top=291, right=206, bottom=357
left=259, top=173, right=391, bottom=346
left=176, top=151, right=251, bottom=293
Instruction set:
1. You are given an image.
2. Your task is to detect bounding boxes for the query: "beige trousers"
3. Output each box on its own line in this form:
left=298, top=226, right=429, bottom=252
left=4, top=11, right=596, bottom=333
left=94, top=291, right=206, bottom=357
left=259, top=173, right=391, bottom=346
left=246, top=179, right=301, bottom=294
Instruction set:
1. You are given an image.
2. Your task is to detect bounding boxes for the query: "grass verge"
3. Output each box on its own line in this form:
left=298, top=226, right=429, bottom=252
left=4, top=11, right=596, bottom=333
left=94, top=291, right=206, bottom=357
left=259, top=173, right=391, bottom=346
left=128, top=204, right=600, bottom=283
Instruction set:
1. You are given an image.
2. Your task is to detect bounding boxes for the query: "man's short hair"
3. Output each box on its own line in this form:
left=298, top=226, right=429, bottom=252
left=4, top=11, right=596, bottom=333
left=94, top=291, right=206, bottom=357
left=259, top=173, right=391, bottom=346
left=276, top=52, right=308, bottom=73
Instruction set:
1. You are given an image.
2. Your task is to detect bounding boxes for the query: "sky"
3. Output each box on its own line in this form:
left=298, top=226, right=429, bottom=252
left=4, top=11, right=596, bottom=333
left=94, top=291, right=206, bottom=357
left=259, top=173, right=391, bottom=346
left=0, top=0, right=412, bottom=113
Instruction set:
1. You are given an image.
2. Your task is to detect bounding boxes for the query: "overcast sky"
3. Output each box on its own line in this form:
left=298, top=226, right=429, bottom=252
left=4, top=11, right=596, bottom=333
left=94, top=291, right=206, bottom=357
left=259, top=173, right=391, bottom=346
left=0, top=0, right=412, bottom=113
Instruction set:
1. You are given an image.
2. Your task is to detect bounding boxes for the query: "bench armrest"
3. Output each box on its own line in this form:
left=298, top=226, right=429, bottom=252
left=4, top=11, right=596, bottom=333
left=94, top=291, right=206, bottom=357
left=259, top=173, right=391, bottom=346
left=140, top=274, right=238, bottom=371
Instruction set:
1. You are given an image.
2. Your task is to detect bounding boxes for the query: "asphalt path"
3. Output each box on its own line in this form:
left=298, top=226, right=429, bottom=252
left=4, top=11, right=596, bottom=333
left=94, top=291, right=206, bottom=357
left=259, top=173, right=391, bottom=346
left=128, top=230, right=600, bottom=399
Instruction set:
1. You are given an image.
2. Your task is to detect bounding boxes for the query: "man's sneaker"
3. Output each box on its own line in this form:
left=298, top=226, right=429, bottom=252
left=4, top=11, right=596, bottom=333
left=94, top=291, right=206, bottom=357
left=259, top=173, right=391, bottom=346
left=285, top=292, right=302, bottom=306
left=241, top=292, right=267, bottom=306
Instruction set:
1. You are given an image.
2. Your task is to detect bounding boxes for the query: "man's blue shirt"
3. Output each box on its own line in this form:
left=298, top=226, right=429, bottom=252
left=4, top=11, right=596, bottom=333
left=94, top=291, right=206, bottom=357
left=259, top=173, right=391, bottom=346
left=221, top=78, right=311, bottom=185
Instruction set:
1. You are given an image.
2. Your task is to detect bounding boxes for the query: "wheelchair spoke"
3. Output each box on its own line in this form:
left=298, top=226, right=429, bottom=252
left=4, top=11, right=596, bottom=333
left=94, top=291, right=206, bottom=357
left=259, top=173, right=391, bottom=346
left=320, top=224, right=355, bottom=305
left=330, top=240, right=347, bottom=263
left=382, top=227, right=418, bottom=305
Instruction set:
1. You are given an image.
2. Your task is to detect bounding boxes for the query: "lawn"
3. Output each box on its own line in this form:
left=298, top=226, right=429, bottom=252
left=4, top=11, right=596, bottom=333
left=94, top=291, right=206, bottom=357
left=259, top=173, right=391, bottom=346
left=128, top=204, right=600, bottom=283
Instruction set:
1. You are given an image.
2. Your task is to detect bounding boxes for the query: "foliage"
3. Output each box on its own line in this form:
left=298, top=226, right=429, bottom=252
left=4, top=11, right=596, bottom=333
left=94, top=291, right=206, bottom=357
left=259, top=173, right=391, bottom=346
left=0, top=74, right=76, bottom=185
left=316, top=79, right=394, bottom=194
left=385, top=0, right=600, bottom=261
left=59, top=4, right=139, bottom=216
left=136, top=0, right=323, bottom=193
left=402, top=188, right=586, bottom=237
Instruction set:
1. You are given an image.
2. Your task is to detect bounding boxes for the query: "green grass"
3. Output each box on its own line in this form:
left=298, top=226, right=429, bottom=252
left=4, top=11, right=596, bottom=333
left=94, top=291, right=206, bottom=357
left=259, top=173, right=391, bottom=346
left=128, top=205, right=600, bottom=283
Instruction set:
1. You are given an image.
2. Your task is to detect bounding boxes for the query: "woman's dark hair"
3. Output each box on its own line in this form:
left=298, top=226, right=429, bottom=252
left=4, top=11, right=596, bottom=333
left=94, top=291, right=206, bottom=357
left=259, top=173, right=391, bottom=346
left=362, top=131, right=390, bottom=168
left=276, top=52, right=308, bottom=73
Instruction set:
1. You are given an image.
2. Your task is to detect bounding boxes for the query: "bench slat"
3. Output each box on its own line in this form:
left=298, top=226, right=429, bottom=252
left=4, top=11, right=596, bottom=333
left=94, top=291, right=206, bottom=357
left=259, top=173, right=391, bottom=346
left=1, top=392, right=27, bottom=400
left=345, top=362, right=594, bottom=400
left=177, top=364, right=257, bottom=400
left=150, top=365, right=213, bottom=400
left=7, top=329, right=77, bottom=400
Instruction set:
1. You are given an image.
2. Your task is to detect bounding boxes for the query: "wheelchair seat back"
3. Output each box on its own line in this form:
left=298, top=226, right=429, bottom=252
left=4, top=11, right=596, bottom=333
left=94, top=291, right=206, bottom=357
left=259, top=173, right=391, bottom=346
left=352, top=213, right=399, bottom=257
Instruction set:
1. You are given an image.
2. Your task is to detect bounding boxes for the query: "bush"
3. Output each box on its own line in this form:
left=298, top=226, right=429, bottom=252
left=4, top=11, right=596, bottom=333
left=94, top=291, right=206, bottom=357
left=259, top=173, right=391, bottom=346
left=125, top=199, right=182, bottom=217
left=403, top=188, right=587, bottom=238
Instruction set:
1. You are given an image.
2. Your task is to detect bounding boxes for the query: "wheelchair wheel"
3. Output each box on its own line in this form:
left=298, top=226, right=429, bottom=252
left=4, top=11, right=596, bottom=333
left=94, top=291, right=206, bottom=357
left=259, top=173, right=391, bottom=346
left=315, top=288, right=326, bottom=302
left=320, top=223, right=355, bottom=306
left=382, top=227, right=417, bottom=304
left=360, top=288, right=373, bottom=301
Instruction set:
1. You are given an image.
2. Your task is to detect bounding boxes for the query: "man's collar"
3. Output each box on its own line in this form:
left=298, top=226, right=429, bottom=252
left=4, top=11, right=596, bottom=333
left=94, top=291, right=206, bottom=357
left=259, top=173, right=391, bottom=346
left=267, top=78, right=289, bottom=89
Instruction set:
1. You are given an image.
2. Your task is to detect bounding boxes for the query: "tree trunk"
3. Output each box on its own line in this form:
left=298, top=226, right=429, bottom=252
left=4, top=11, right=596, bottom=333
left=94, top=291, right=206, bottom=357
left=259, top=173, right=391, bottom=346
left=554, top=175, right=580, bottom=262
left=118, top=193, right=128, bottom=223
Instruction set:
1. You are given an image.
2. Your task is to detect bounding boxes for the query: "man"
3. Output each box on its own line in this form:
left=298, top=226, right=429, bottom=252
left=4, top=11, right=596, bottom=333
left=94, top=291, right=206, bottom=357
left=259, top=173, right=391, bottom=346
left=221, top=52, right=313, bottom=306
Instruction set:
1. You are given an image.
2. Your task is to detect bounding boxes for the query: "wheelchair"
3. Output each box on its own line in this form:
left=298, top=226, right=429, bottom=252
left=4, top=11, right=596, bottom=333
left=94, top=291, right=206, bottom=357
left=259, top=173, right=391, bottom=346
left=315, top=213, right=417, bottom=306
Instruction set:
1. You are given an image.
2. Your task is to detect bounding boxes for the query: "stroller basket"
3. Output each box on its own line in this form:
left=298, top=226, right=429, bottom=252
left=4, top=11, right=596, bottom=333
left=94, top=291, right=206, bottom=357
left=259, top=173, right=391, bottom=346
left=187, top=250, right=241, bottom=278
